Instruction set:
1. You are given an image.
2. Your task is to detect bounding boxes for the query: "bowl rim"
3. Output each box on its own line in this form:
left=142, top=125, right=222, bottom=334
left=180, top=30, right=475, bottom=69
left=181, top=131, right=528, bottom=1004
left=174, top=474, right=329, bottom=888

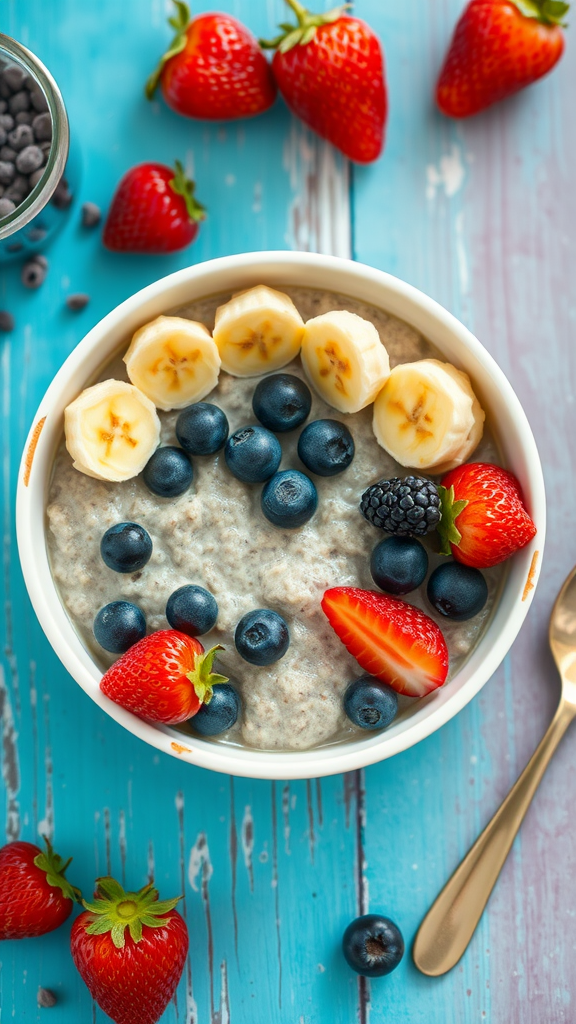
left=16, top=251, right=546, bottom=780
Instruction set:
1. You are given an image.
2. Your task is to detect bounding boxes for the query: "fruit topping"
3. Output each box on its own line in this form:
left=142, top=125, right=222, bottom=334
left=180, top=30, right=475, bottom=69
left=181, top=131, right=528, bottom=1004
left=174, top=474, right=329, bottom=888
left=213, top=285, right=305, bottom=377
left=0, top=838, right=80, bottom=940
left=176, top=401, right=229, bottom=455
left=65, top=380, right=160, bottom=482
left=300, top=309, right=390, bottom=414
left=166, top=584, right=218, bottom=637
left=322, top=587, right=449, bottom=697
left=438, top=462, right=537, bottom=568
left=235, top=609, right=290, bottom=666
left=427, top=562, right=488, bottom=621
left=252, top=372, right=312, bottom=432
left=360, top=476, right=441, bottom=537
left=261, top=469, right=318, bottom=528
left=71, top=877, right=188, bottom=1024
left=225, top=425, right=282, bottom=483
left=191, top=682, right=240, bottom=736
left=93, top=601, right=147, bottom=654
left=146, top=2, right=277, bottom=120
left=297, top=418, right=355, bottom=477
left=343, top=675, right=398, bottom=731
left=103, top=160, right=205, bottom=254
left=261, top=0, right=387, bottom=164
left=142, top=446, right=193, bottom=497
left=100, top=630, right=228, bottom=724
left=100, top=522, right=153, bottom=574
left=370, top=536, right=429, bottom=596
left=342, top=914, right=404, bottom=977
left=372, top=358, right=484, bottom=472
left=124, top=315, right=220, bottom=411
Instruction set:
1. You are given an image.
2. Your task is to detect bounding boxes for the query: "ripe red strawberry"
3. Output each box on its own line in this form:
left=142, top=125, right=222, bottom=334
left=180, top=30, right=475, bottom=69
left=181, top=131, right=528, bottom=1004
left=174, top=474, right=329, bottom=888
left=438, top=462, right=537, bottom=568
left=322, top=587, right=449, bottom=698
left=0, top=837, right=80, bottom=939
left=436, top=0, right=568, bottom=118
left=100, top=630, right=228, bottom=725
left=262, top=0, right=387, bottom=163
left=103, top=161, right=205, bottom=254
left=71, top=876, right=188, bottom=1024
left=146, top=1, right=277, bottom=120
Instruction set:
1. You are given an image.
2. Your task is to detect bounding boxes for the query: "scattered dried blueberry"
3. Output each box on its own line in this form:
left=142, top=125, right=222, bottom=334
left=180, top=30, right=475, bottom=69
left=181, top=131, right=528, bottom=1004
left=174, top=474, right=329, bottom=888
left=3, top=66, right=26, bottom=92
left=0, top=66, right=51, bottom=215
left=0, top=196, right=15, bottom=217
left=52, top=178, right=72, bottom=209
left=15, top=110, right=33, bottom=125
left=32, top=112, right=51, bottom=141
left=21, top=255, right=48, bottom=289
left=66, top=292, right=90, bottom=311
left=37, top=987, right=58, bottom=1008
left=29, top=167, right=45, bottom=189
left=30, top=89, right=48, bottom=113
left=0, top=161, right=14, bottom=185
left=0, top=145, right=16, bottom=161
left=81, top=201, right=101, bottom=228
left=0, top=114, right=14, bottom=131
left=8, top=90, right=30, bottom=115
left=0, top=311, right=15, bottom=332
left=0, top=100, right=6, bottom=114
left=16, top=144, right=43, bottom=174
left=8, top=123, right=33, bottom=150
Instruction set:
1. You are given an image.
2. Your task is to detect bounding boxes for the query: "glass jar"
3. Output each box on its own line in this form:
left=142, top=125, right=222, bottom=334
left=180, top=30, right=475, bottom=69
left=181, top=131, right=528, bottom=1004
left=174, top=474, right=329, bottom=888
left=0, top=34, right=80, bottom=262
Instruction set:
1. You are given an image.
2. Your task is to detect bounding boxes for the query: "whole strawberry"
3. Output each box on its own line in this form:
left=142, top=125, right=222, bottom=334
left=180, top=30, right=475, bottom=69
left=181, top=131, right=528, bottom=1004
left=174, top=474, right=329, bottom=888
left=146, top=0, right=277, bottom=120
left=262, top=0, right=387, bottom=163
left=0, top=837, right=80, bottom=939
left=71, top=877, right=188, bottom=1024
left=100, top=630, right=228, bottom=724
left=436, top=0, right=568, bottom=118
left=103, top=161, right=205, bottom=255
left=438, top=462, right=537, bottom=568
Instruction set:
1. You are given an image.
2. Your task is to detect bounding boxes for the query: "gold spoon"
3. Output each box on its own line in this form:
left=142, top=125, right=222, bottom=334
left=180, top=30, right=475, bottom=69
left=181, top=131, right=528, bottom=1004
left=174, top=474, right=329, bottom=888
left=413, top=564, right=576, bottom=977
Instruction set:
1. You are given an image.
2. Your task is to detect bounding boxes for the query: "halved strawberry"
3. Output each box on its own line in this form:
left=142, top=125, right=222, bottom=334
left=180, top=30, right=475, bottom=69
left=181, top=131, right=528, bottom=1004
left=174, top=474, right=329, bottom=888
left=322, top=587, right=449, bottom=698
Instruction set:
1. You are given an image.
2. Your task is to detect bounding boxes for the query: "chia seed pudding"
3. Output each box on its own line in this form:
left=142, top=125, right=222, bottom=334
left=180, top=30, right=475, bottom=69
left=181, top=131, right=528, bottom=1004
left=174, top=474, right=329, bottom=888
left=46, top=286, right=504, bottom=751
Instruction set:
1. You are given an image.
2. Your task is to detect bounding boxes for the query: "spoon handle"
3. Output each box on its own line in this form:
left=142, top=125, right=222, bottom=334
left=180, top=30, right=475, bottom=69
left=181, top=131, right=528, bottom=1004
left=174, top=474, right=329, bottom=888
left=413, top=699, right=575, bottom=977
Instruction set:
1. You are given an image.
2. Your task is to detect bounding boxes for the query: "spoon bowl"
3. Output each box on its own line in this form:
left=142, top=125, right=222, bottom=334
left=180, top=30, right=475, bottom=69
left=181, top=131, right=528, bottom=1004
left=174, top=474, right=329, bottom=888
left=549, top=565, right=576, bottom=697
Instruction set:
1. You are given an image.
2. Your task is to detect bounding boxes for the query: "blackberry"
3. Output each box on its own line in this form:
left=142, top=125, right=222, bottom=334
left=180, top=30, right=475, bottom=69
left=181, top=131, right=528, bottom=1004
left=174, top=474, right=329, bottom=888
left=360, top=476, right=441, bottom=537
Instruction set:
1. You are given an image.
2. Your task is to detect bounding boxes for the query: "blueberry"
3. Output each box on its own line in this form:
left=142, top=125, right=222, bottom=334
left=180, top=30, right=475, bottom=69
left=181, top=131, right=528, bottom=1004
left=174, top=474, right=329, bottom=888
left=176, top=402, right=229, bottom=456
left=166, top=584, right=218, bottom=637
left=252, top=373, right=312, bottom=432
left=342, top=914, right=404, bottom=978
left=261, top=469, right=318, bottom=529
left=427, top=562, right=488, bottom=621
left=191, top=683, right=240, bottom=736
left=235, top=609, right=290, bottom=666
left=370, top=536, right=428, bottom=596
left=81, top=201, right=101, bottom=228
left=101, top=522, right=152, bottom=574
left=93, top=601, right=146, bottom=654
left=142, top=446, right=192, bottom=498
left=297, top=419, right=355, bottom=477
left=65, top=293, right=90, bottom=311
left=225, top=425, right=281, bottom=483
left=21, top=256, right=47, bottom=289
left=344, top=676, right=398, bottom=731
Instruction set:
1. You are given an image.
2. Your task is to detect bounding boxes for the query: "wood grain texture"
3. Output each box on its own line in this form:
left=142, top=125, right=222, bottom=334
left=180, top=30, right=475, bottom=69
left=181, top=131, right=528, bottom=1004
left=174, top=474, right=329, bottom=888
left=0, top=1, right=574, bottom=1021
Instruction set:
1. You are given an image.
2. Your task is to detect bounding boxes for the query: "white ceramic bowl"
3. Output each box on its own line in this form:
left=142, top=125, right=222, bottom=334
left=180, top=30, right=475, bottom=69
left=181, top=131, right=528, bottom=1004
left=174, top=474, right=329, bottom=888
left=16, top=252, right=545, bottom=780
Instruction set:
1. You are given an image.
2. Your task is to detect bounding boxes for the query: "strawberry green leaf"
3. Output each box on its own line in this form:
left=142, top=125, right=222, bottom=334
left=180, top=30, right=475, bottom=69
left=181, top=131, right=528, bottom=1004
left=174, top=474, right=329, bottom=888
left=145, top=0, right=190, bottom=100
left=260, top=0, right=351, bottom=52
left=34, top=837, right=82, bottom=904
left=186, top=645, right=229, bottom=707
left=169, top=161, right=207, bottom=224
left=82, top=877, right=183, bottom=949
left=436, top=485, right=469, bottom=556
left=511, top=0, right=569, bottom=24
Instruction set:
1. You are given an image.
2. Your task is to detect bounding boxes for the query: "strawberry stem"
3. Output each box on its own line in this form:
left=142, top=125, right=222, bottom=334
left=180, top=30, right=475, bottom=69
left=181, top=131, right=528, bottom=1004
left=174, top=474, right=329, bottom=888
left=145, top=0, right=191, bottom=100
left=82, top=877, right=183, bottom=949
left=511, top=0, right=569, bottom=25
left=436, top=485, right=469, bottom=556
left=33, top=837, right=82, bottom=904
left=260, top=0, right=351, bottom=52
left=185, top=645, right=229, bottom=706
left=169, top=161, right=207, bottom=223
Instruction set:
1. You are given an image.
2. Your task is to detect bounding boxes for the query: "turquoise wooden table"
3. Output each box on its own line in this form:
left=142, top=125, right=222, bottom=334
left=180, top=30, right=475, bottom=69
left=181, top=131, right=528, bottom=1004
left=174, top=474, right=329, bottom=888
left=1, top=1, right=575, bottom=1020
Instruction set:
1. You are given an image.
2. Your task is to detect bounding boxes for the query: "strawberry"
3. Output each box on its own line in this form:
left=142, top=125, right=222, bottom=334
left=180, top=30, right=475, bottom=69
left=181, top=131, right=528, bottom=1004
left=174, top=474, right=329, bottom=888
left=71, top=876, right=188, bottom=1024
left=146, top=1, right=277, bottom=120
left=322, top=587, right=449, bottom=698
left=0, top=837, right=80, bottom=939
left=261, top=0, right=387, bottom=163
left=436, top=0, right=568, bottom=118
left=437, top=462, right=537, bottom=568
left=100, top=630, right=228, bottom=725
left=103, top=161, right=205, bottom=255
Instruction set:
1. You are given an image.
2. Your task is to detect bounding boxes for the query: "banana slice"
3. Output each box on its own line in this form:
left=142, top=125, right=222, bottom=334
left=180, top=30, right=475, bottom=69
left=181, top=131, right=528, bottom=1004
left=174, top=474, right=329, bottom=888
left=300, top=309, right=390, bottom=414
left=65, top=380, right=160, bottom=482
left=213, top=285, right=304, bottom=376
left=124, top=316, right=220, bottom=411
left=372, top=359, right=483, bottom=472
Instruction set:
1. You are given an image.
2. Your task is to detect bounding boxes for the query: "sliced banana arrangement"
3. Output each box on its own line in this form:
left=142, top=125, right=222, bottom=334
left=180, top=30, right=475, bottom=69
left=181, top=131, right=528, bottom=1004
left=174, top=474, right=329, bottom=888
left=301, top=309, right=390, bottom=414
left=372, top=358, right=484, bottom=472
left=213, top=285, right=304, bottom=376
left=124, top=315, right=220, bottom=411
left=65, top=380, right=160, bottom=482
